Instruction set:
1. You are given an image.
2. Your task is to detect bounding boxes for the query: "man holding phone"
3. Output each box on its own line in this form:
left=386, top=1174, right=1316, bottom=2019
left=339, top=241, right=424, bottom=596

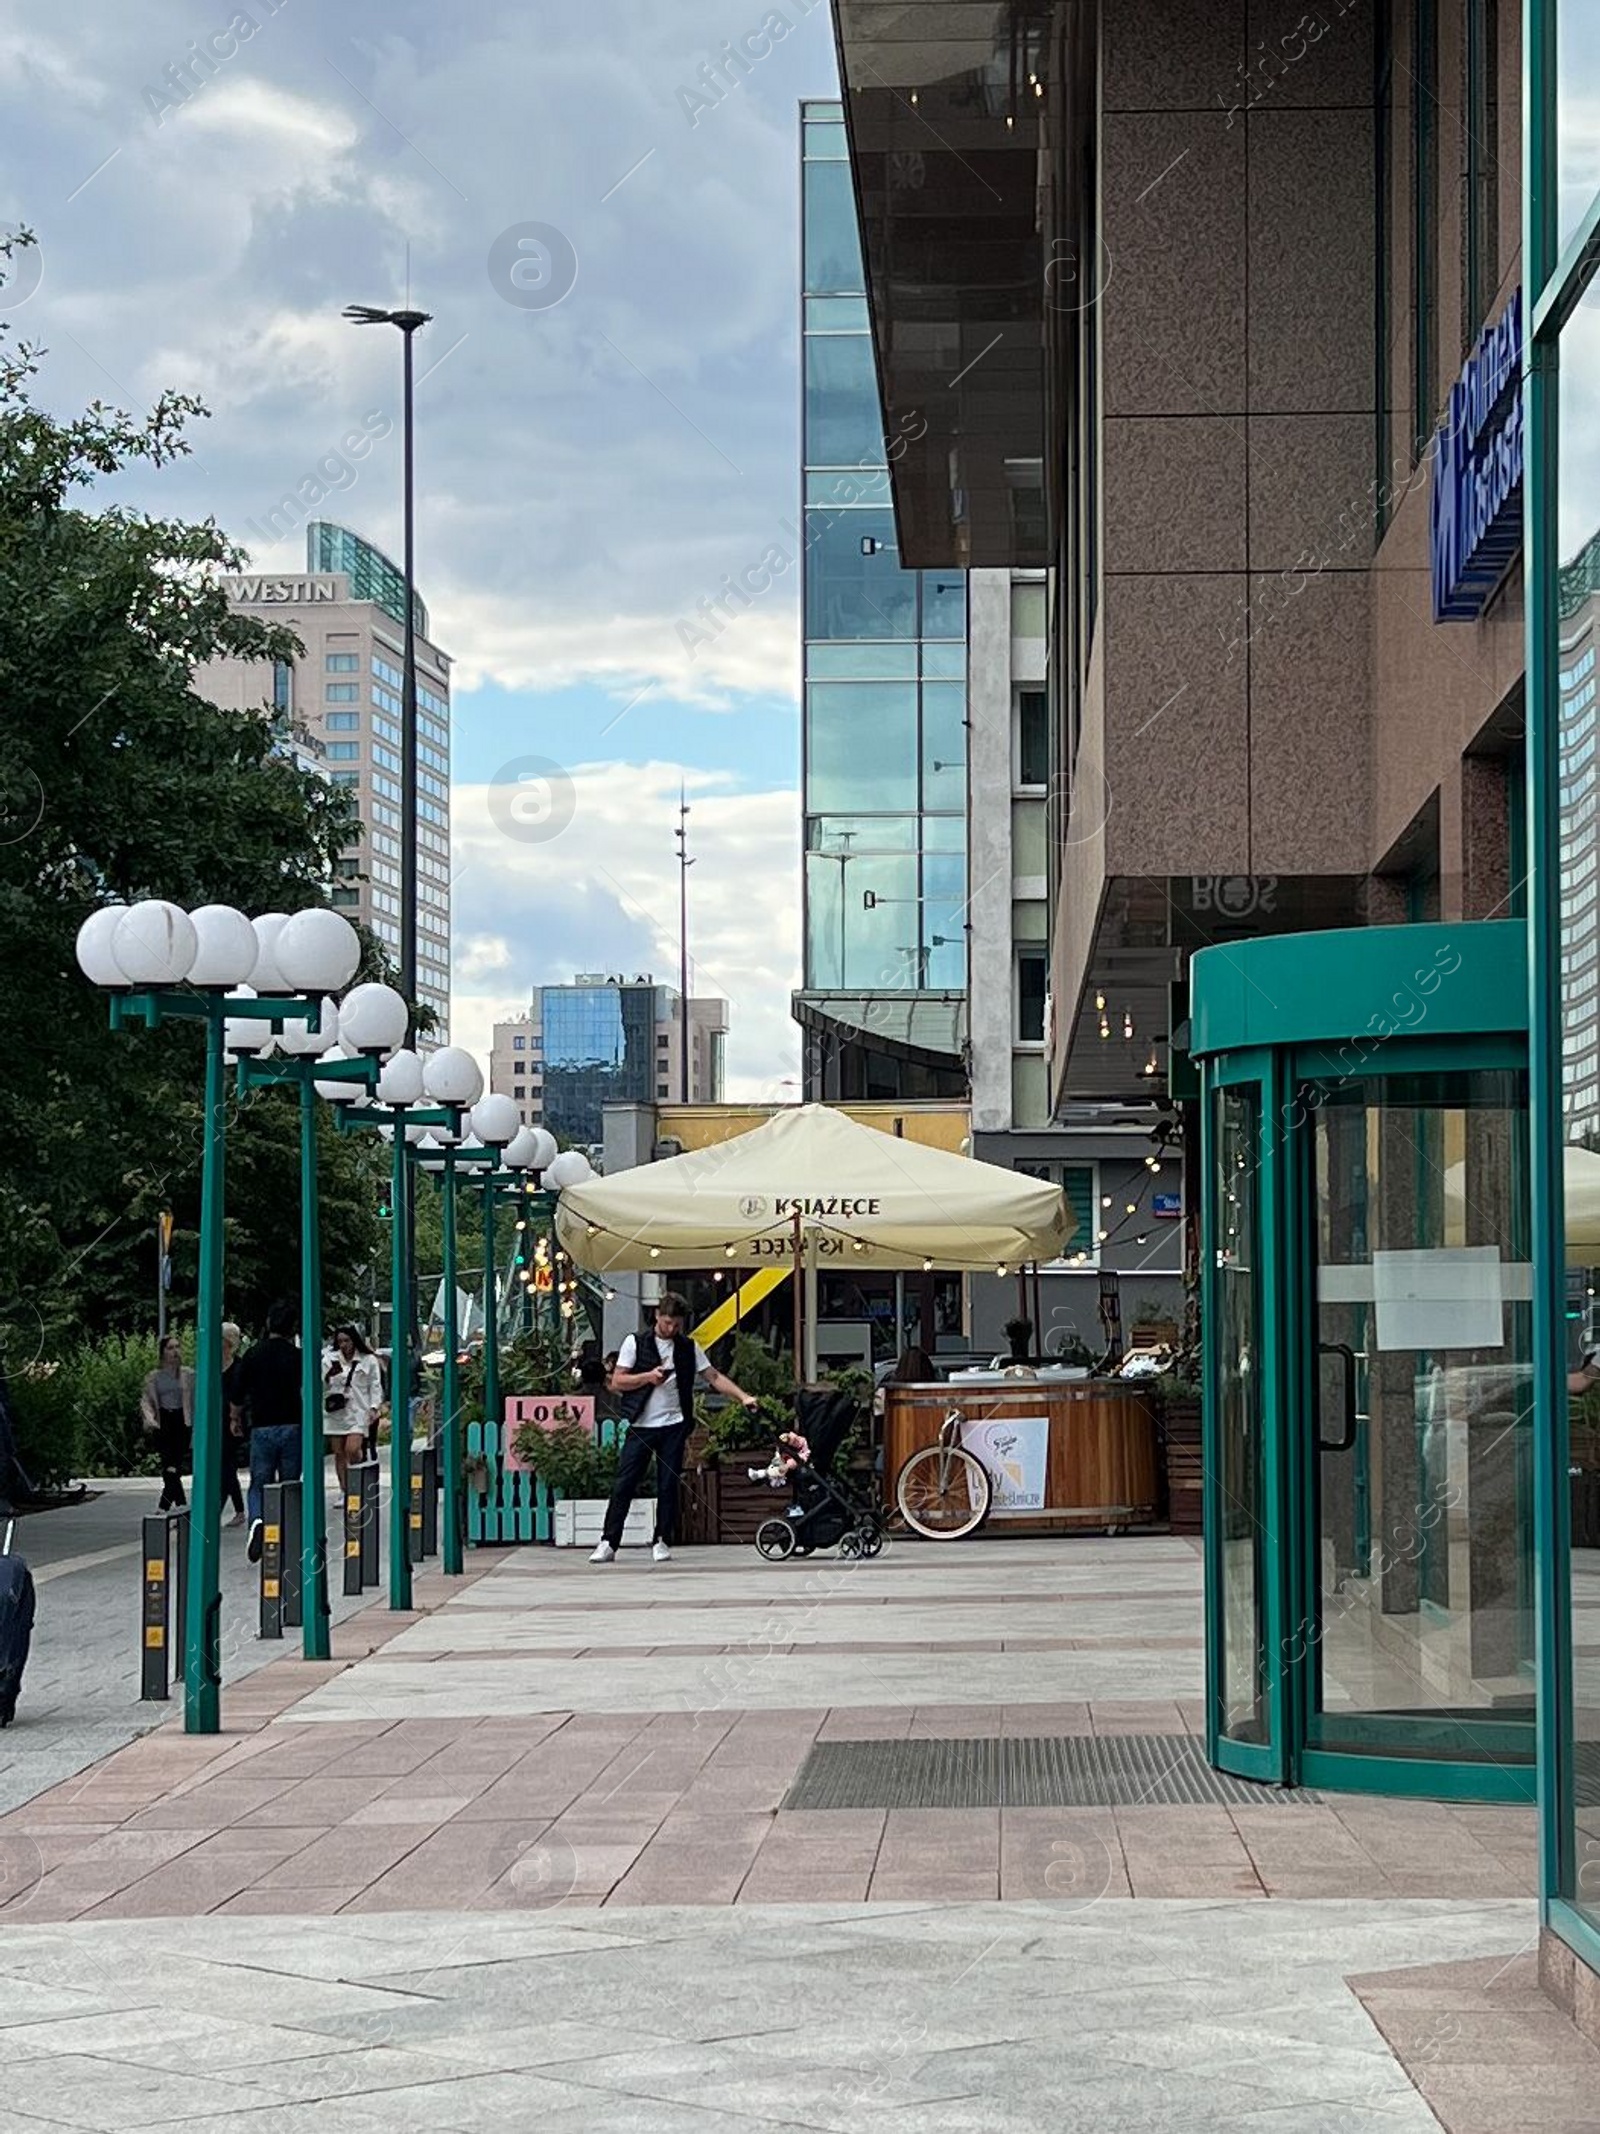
left=592, top=1293, right=759, bottom=1564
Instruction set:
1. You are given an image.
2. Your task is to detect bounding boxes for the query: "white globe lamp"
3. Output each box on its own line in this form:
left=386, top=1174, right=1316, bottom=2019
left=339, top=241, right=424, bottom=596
left=223, top=986, right=273, bottom=1057
left=470, top=1094, right=520, bottom=1147
left=376, top=1047, right=425, bottom=1107
left=337, top=983, right=409, bottom=1056
left=275, top=995, right=338, bottom=1059
left=187, top=905, right=258, bottom=988
left=111, top=901, right=198, bottom=987
left=250, top=913, right=292, bottom=994
left=422, top=1047, right=484, bottom=1107
left=313, top=1044, right=362, bottom=1102
left=276, top=907, right=362, bottom=994
left=526, top=1126, right=558, bottom=1171
left=545, top=1149, right=594, bottom=1191
left=74, top=904, right=129, bottom=987
left=502, top=1126, right=542, bottom=1169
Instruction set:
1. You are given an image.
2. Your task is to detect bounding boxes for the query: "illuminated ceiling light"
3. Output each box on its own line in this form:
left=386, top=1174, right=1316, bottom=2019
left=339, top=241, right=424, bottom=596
left=1101, top=1195, right=1112, bottom=1208
left=996, top=1264, right=1008, bottom=1277
left=1125, top=1203, right=1137, bottom=1215
left=1094, top=991, right=1105, bottom=1013
left=923, top=1258, right=934, bottom=1271
left=649, top=1247, right=661, bottom=1259
left=1123, top=1012, right=1134, bottom=1040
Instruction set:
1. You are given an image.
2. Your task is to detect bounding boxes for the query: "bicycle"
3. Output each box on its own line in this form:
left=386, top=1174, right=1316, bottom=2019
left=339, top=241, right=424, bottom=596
left=892, top=1407, right=993, bottom=1540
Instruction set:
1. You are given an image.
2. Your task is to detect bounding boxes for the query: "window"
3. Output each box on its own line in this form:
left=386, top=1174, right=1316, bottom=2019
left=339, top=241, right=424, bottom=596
left=513, top=1035, right=526, bottom=1051
left=1411, top=0, right=1439, bottom=461
left=805, top=334, right=887, bottom=467
left=806, top=683, right=917, bottom=812
left=802, top=159, right=864, bottom=294
left=327, top=743, right=360, bottom=761
left=1463, top=0, right=1500, bottom=348
left=326, top=683, right=359, bottom=703
left=805, top=508, right=918, bottom=640
left=326, top=712, right=360, bottom=732
left=272, top=660, right=292, bottom=713
left=325, top=652, right=359, bottom=673
left=1017, top=950, right=1048, bottom=1044
left=1017, top=691, right=1048, bottom=788
left=331, top=886, right=360, bottom=909
left=1063, top=1165, right=1097, bottom=1260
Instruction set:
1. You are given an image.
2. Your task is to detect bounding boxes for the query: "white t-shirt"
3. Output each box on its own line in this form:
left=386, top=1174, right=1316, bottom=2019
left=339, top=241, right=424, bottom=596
left=618, top=1331, right=711, bottom=1428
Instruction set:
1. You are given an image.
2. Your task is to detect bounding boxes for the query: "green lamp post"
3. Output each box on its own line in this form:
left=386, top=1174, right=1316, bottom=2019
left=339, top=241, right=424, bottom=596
left=75, top=898, right=360, bottom=1734
left=232, top=969, right=407, bottom=1658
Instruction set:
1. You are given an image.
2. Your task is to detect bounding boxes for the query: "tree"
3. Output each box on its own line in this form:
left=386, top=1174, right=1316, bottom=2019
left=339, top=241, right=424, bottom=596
left=0, top=235, right=383, bottom=1360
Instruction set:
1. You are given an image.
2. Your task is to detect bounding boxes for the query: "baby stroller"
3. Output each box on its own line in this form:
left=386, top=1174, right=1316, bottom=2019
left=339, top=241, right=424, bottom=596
left=749, top=1387, right=886, bottom=1561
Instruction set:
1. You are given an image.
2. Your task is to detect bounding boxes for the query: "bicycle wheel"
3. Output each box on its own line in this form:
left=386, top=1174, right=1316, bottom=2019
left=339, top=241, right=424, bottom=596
left=755, top=1518, right=796, bottom=1561
left=894, top=1444, right=992, bottom=1539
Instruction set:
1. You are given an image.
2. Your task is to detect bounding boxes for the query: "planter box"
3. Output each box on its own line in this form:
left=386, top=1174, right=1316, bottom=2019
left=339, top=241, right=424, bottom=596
left=552, top=1498, right=654, bottom=1549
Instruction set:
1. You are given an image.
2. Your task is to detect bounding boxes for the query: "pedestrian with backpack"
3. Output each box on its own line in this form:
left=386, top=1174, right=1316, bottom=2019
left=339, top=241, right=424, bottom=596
left=591, top=1292, right=760, bottom=1564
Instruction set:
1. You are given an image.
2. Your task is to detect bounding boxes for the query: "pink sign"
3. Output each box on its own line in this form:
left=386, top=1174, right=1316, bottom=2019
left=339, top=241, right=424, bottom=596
left=502, top=1395, right=594, bottom=1472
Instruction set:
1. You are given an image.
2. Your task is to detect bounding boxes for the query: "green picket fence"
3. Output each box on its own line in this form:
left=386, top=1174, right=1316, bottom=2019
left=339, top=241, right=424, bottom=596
left=465, top=1414, right=624, bottom=1546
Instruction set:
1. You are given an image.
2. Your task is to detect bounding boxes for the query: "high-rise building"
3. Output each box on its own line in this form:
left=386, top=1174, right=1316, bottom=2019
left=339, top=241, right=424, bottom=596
left=795, top=96, right=968, bottom=1101
left=490, top=976, right=727, bottom=1148
left=201, top=525, right=452, bottom=1038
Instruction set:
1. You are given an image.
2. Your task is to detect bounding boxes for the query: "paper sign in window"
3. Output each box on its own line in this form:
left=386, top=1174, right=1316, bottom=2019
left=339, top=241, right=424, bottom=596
left=1371, top=1245, right=1505, bottom=1352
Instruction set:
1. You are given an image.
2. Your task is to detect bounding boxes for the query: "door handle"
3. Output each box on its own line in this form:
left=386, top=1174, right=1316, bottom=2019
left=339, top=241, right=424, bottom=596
left=1318, top=1341, right=1358, bottom=1452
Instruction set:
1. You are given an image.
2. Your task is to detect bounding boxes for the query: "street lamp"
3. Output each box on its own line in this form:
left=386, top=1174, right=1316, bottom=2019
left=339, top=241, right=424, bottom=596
left=343, top=300, right=431, bottom=1023
left=76, top=898, right=327, bottom=1733
left=234, top=946, right=404, bottom=1662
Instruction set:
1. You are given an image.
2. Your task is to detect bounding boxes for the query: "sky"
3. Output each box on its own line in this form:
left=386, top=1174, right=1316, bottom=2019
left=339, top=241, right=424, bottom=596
left=0, top=0, right=837, bottom=1094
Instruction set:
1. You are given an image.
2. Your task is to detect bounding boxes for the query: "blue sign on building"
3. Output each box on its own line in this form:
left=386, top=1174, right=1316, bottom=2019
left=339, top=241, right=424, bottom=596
left=1153, top=1193, right=1182, bottom=1220
left=1430, top=290, right=1523, bottom=622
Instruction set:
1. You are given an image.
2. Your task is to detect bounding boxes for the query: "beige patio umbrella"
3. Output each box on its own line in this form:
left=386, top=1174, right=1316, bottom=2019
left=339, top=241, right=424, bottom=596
left=1443, top=1142, right=1600, bottom=1264
left=553, top=1102, right=1071, bottom=1274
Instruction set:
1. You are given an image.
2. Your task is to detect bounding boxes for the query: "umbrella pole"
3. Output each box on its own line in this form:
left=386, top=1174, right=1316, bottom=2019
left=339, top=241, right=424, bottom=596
left=803, top=1228, right=820, bottom=1384
left=1031, top=1261, right=1044, bottom=1355
left=791, top=1211, right=803, bottom=1388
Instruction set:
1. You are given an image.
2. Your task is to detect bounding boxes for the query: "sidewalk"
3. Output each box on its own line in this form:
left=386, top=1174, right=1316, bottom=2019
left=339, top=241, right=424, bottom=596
left=0, top=1530, right=1573, bottom=2130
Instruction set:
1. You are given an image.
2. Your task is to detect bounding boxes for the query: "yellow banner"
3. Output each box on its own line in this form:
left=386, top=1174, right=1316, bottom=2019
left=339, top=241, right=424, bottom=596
left=692, top=1266, right=790, bottom=1349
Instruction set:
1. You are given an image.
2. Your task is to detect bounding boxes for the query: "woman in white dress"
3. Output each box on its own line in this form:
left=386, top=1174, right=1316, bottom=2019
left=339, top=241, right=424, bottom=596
left=322, top=1325, right=383, bottom=1491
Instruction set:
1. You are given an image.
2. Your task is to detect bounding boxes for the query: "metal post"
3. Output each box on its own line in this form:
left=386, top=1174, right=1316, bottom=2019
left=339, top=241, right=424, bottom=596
left=156, top=1215, right=166, bottom=1344
left=183, top=1004, right=225, bottom=1732
left=388, top=1119, right=412, bottom=1609
left=259, top=1481, right=285, bottom=1640
left=141, top=1513, right=172, bottom=1699
left=483, top=1175, right=501, bottom=1462
left=400, top=322, right=419, bottom=1017
left=343, top=1468, right=364, bottom=1597
left=298, top=1074, right=330, bottom=1659
left=408, top=1453, right=425, bottom=1564
left=282, top=1478, right=303, bottom=1629
left=440, top=1157, right=463, bottom=1573
left=362, top=1459, right=380, bottom=1587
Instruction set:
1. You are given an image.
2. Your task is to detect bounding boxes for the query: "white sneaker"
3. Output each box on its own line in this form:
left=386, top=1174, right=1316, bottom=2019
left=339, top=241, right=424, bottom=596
left=589, top=1541, right=615, bottom=1564
left=652, top=1540, right=672, bottom=1563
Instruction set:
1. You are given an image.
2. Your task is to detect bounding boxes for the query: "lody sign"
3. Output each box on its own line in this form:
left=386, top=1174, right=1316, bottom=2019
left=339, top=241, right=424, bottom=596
left=1430, top=290, right=1523, bottom=622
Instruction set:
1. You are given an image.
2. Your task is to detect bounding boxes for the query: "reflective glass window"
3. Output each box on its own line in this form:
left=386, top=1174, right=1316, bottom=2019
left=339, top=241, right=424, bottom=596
left=806, top=297, right=870, bottom=332
left=805, top=335, right=886, bottom=468
left=921, top=572, right=967, bottom=638
left=921, top=642, right=966, bottom=679
left=921, top=682, right=966, bottom=812
left=803, top=161, right=864, bottom=293
left=804, top=509, right=918, bottom=640
left=807, top=643, right=917, bottom=679
left=806, top=682, right=917, bottom=812
left=807, top=467, right=892, bottom=509
left=808, top=815, right=916, bottom=852
left=1559, top=4, right=1600, bottom=253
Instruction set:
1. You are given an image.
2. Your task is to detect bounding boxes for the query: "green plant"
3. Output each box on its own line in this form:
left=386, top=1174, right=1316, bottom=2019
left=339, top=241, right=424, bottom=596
left=8, top=1332, right=164, bottom=1482
left=723, top=1331, right=793, bottom=1404
left=499, top=1326, right=577, bottom=1401
left=510, top=1420, right=620, bottom=1498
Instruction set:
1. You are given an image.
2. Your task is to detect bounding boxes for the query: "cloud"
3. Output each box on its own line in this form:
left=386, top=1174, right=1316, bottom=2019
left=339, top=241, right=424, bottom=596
left=448, top=763, right=800, bottom=1094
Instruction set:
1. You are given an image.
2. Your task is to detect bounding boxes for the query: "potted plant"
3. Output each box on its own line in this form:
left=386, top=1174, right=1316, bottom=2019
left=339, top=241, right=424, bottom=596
left=509, top=1418, right=643, bottom=1548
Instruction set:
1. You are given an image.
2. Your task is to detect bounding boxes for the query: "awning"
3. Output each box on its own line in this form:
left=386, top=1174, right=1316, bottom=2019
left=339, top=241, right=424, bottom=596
left=555, top=1102, right=1069, bottom=1272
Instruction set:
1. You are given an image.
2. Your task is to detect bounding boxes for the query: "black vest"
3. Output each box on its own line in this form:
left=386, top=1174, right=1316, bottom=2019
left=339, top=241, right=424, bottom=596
left=618, top=1327, right=698, bottom=1425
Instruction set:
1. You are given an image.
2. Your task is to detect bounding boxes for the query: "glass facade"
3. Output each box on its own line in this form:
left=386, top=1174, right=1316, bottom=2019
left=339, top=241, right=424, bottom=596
left=800, top=97, right=967, bottom=1000
left=306, top=520, right=429, bottom=636
left=538, top=982, right=664, bottom=1147
left=1531, top=28, right=1600, bottom=1974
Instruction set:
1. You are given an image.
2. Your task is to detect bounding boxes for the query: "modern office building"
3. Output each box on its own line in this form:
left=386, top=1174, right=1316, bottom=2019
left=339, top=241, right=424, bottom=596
left=795, top=96, right=968, bottom=1101
left=202, top=524, right=453, bottom=1037
left=828, top=0, right=1600, bottom=2025
left=490, top=977, right=727, bottom=1148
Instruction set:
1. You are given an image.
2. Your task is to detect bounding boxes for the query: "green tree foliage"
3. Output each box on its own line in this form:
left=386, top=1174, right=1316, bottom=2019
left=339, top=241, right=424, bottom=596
left=0, top=237, right=383, bottom=1367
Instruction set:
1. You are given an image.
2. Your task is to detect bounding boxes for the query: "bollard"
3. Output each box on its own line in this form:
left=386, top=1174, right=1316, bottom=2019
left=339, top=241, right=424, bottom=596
left=409, top=1446, right=439, bottom=1563
left=281, top=1478, right=303, bottom=1630
left=140, top=1508, right=189, bottom=1699
left=342, top=1468, right=365, bottom=1599
left=259, top=1482, right=286, bottom=1639
left=360, top=1459, right=380, bottom=1588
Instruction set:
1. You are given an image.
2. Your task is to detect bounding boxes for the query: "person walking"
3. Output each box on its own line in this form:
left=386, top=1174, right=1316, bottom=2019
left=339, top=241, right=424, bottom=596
left=322, top=1325, right=382, bottom=1493
left=141, top=1336, right=194, bottom=1511
left=219, top=1321, right=245, bottom=1527
left=592, top=1292, right=759, bottom=1565
left=230, top=1299, right=302, bottom=1565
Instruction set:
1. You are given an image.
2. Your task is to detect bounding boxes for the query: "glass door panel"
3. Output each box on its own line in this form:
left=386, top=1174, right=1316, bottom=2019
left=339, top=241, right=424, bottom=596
left=1297, top=1064, right=1535, bottom=1780
left=1209, top=1075, right=1280, bottom=1773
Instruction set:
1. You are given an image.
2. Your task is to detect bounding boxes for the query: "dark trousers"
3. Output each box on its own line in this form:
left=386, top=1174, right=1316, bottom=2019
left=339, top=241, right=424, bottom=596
left=156, top=1411, right=190, bottom=1510
left=247, top=1424, right=302, bottom=1527
left=602, top=1422, right=691, bottom=1548
left=220, top=1440, right=244, bottom=1518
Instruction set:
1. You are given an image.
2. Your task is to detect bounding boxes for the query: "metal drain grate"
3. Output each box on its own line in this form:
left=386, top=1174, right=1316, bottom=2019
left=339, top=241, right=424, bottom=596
left=782, top=1735, right=1323, bottom=1810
